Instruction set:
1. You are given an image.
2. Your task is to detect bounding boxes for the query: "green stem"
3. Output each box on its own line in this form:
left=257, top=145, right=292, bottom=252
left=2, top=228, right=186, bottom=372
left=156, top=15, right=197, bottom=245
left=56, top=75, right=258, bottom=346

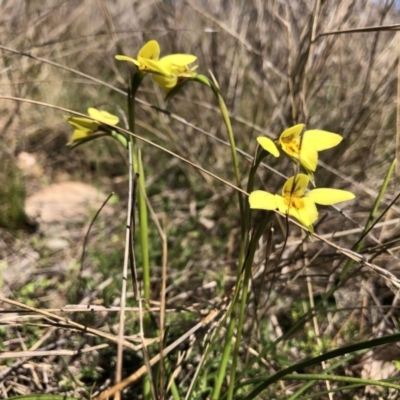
left=211, top=148, right=267, bottom=400
left=137, top=149, right=150, bottom=299
left=226, top=214, right=271, bottom=400
left=211, top=305, right=237, bottom=400
left=208, top=80, right=245, bottom=266
left=209, top=86, right=243, bottom=399
left=128, top=72, right=151, bottom=399
left=128, top=72, right=150, bottom=298
left=240, top=148, right=268, bottom=262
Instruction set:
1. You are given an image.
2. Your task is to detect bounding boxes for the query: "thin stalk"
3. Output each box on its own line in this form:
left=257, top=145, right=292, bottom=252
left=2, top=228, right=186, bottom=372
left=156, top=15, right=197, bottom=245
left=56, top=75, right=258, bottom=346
left=226, top=214, right=271, bottom=400
left=128, top=72, right=152, bottom=399
left=211, top=304, right=237, bottom=400
left=211, top=147, right=267, bottom=400
left=208, top=77, right=245, bottom=266
left=115, top=138, right=134, bottom=398
left=240, top=148, right=269, bottom=254
left=211, top=148, right=267, bottom=400
left=137, top=150, right=150, bottom=299
left=207, top=80, right=244, bottom=400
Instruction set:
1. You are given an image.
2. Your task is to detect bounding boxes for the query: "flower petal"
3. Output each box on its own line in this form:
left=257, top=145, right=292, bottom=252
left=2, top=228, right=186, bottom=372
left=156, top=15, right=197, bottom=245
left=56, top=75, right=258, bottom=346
left=257, top=137, right=280, bottom=157
left=159, top=54, right=197, bottom=67
left=279, top=124, right=305, bottom=161
left=70, top=128, right=91, bottom=142
left=280, top=124, right=305, bottom=141
left=298, top=142, right=318, bottom=171
left=282, top=174, right=309, bottom=198
left=296, top=197, right=319, bottom=227
left=88, top=108, right=119, bottom=126
left=275, top=194, right=317, bottom=229
left=65, top=116, right=99, bottom=131
left=138, top=40, right=160, bottom=61
left=274, top=194, right=289, bottom=214
left=115, top=55, right=140, bottom=67
left=249, top=191, right=278, bottom=210
left=144, top=58, right=175, bottom=76
left=303, top=130, right=342, bottom=151
left=152, top=73, right=178, bottom=92
left=307, top=188, right=355, bottom=205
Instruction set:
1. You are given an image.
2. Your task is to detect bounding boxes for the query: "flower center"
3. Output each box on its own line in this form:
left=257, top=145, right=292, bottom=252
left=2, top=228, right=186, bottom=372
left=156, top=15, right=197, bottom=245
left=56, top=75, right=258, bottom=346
left=284, top=196, right=304, bottom=211
left=281, top=134, right=300, bottom=156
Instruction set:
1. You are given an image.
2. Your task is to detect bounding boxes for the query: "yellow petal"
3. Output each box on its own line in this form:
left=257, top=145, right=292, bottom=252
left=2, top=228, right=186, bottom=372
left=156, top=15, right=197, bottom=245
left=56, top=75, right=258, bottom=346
left=159, top=54, right=197, bottom=67
left=144, top=58, right=175, bottom=76
left=298, top=142, right=318, bottom=171
left=279, top=124, right=305, bottom=141
left=274, top=195, right=289, bottom=214
left=257, top=137, right=280, bottom=157
left=70, top=128, right=91, bottom=142
left=88, top=108, right=119, bottom=126
left=152, top=73, right=178, bottom=93
left=115, top=55, right=140, bottom=67
left=138, top=40, right=160, bottom=61
left=296, top=197, right=319, bottom=227
left=249, top=191, right=278, bottom=210
left=65, top=116, right=99, bottom=131
left=307, top=189, right=355, bottom=205
left=275, top=195, right=318, bottom=228
left=303, top=130, right=342, bottom=151
left=279, top=125, right=304, bottom=160
left=282, top=174, right=309, bottom=198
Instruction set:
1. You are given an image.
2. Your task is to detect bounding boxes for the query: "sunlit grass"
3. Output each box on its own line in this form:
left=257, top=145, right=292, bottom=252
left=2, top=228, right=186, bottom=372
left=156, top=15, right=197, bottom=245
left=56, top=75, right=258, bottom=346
left=1, top=1, right=400, bottom=399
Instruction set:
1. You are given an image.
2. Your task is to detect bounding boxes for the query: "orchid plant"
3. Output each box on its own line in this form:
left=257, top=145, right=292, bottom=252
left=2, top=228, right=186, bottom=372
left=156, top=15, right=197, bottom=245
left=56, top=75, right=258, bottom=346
left=63, top=39, right=357, bottom=400
left=116, top=40, right=198, bottom=94
left=249, top=173, right=355, bottom=232
left=257, top=123, right=343, bottom=182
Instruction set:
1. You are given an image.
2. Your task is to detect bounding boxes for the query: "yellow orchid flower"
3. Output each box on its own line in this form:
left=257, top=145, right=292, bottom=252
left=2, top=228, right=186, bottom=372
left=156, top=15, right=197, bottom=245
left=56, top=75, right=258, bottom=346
left=249, top=174, right=355, bottom=231
left=115, top=40, right=176, bottom=79
left=115, top=40, right=166, bottom=74
left=257, top=124, right=343, bottom=172
left=148, top=54, right=198, bottom=93
left=65, top=108, right=119, bottom=144
left=115, top=40, right=197, bottom=92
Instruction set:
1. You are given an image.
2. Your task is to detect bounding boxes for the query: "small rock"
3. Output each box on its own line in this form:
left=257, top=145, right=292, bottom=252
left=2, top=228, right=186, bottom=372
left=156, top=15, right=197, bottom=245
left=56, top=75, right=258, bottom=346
left=25, top=181, right=113, bottom=229
left=46, top=238, right=69, bottom=251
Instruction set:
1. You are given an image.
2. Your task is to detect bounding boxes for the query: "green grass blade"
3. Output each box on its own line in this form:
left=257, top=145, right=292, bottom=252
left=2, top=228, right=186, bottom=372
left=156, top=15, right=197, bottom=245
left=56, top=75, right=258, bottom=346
left=241, top=332, right=400, bottom=398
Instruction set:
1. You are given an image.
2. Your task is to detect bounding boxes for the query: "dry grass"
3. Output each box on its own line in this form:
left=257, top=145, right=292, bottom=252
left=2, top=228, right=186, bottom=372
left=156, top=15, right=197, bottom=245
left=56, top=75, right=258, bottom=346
left=1, top=0, right=400, bottom=399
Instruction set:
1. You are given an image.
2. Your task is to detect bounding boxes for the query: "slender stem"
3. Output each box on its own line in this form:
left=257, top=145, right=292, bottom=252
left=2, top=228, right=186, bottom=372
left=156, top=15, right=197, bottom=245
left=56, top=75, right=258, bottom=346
left=137, top=149, right=150, bottom=299
left=227, top=214, right=271, bottom=400
left=115, top=138, right=135, bottom=397
left=209, top=82, right=243, bottom=399
left=211, top=305, right=237, bottom=400
left=211, top=148, right=267, bottom=400
left=208, top=79, right=245, bottom=266
left=128, top=72, right=152, bottom=399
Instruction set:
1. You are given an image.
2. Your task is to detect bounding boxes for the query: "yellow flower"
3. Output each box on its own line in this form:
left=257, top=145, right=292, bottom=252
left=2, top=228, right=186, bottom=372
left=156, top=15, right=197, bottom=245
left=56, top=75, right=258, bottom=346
left=115, top=40, right=197, bottom=93
left=115, top=40, right=167, bottom=74
left=249, top=174, right=355, bottom=231
left=257, top=124, right=343, bottom=172
left=148, top=54, right=198, bottom=93
left=65, top=108, right=119, bottom=144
